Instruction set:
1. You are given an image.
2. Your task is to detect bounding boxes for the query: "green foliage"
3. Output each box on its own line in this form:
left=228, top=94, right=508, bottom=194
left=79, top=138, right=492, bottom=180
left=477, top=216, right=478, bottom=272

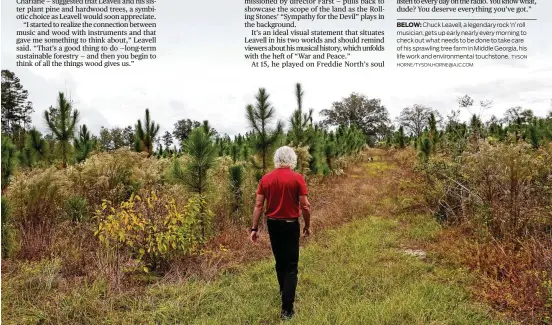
left=334, top=124, right=366, bottom=156
left=417, top=136, right=431, bottom=163
left=229, top=164, right=244, bottom=216
left=320, top=93, right=390, bottom=146
left=26, top=128, right=48, bottom=164
left=323, top=132, right=337, bottom=171
left=98, top=126, right=134, bottom=151
left=6, top=258, right=62, bottom=299
left=1, top=196, right=16, bottom=258
left=201, top=120, right=217, bottom=138
left=43, top=92, right=79, bottom=168
left=161, top=130, right=173, bottom=148
left=469, top=114, right=484, bottom=138
left=172, top=128, right=216, bottom=195
left=173, top=119, right=200, bottom=142
left=171, top=127, right=216, bottom=239
left=1, top=70, right=34, bottom=137
left=18, top=146, right=35, bottom=168
left=245, top=88, right=284, bottom=174
left=1, top=136, right=18, bottom=191
left=398, top=104, right=441, bottom=138
left=65, top=195, right=89, bottom=222
left=17, top=128, right=48, bottom=169
left=230, top=143, right=240, bottom=163
left=94, top=191, right=206, bottom=272
left=305, top=125, right=325, bottom=175
left=134, top=108, right=160, bottom=156
left=74, top=124, right=94, bottom=163
left=288, top=83, right=313, bottom=146
left=394, top=126, right=406, bottom=148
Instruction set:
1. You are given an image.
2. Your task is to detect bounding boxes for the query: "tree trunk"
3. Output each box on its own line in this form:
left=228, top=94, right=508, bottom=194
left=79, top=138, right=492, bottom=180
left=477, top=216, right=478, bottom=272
left=262, top=151, right=266, bottom=175
left=62, top=141, right=67, bottom=168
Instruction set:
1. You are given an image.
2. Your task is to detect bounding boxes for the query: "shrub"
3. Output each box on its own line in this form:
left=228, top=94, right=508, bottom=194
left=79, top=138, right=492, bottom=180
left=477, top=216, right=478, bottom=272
left=392, top=147, right=417, bottom=169
left=414, top=155, right=465, bottom=224
left=94, top=191, right=207, bottom=273
left=229, top=164, right=244, bottom=217
left=1, top=136, right=18, bottom=191
left=66, top=149, right=163, bottom=207
left=65, top=195, right=89, bottom=222
left=1, top=196, right=16, bottom=258
left=293, top=145, right=312, bottom=176
left=207, top=155, right=233, bottom=226
left=415, top=141, right=552, bottom=238
left=462, top=141, right=551, bottom=239
left=8, top=168, right=71, bottom=259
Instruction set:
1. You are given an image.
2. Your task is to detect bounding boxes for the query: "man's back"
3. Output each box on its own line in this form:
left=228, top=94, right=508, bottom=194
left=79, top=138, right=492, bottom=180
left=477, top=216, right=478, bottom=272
left=257, top=168, right=308, bottom=219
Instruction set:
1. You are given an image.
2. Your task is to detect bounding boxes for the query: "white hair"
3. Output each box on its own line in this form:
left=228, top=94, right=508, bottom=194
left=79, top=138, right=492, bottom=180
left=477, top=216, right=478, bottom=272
left=274, top=146, right=297, bottom=169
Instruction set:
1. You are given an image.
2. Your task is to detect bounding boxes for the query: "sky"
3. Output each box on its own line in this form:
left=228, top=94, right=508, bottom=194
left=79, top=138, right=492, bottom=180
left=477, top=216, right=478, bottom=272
left=1, top=0, right=551, bottom=138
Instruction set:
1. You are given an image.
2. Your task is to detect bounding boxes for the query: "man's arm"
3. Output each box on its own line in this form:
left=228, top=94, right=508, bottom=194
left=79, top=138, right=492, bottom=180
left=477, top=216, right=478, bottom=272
left=252, top=194, right=264, bottom=229
left=250, top=194, right=264, bottom=243
left=299, top=195, right=311, bottom=230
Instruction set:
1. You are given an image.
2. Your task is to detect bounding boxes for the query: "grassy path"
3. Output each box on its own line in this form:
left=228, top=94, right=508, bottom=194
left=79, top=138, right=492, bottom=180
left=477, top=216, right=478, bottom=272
left=116, top=216, right=500, bottom=325
left=3, top=151, right=509, bottom=324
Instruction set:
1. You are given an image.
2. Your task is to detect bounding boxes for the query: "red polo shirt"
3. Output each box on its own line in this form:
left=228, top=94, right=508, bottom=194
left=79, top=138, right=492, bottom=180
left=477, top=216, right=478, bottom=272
left=256, top=167, right=308, bottom=219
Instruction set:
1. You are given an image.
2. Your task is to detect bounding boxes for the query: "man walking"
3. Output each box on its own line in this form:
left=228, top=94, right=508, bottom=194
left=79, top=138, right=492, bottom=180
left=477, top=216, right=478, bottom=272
left=250, top=146, right=312, bottom=321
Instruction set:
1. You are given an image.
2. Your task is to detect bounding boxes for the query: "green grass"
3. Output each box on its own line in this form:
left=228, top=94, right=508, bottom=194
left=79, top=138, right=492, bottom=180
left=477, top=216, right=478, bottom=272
left=364, top=161, right=393, bottom=176
left=3, top=216, right=506, bottom=325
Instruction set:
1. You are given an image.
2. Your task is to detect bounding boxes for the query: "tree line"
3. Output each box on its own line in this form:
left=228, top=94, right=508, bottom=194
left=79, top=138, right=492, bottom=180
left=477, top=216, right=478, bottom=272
left=2, top=68, right=551, bottom=177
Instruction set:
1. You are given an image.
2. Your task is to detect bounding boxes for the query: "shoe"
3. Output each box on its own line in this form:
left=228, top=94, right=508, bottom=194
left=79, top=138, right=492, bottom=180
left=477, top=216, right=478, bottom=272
left=281, top=309, right=294, bottom=321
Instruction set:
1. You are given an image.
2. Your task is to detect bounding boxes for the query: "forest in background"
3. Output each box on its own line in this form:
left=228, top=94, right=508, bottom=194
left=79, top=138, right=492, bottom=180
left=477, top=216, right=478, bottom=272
left=1, top=69, right=551, bottom=324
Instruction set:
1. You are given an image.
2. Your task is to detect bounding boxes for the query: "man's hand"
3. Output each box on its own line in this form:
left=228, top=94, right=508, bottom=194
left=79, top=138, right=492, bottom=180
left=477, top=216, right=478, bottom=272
left=303, top=227, right=311, bottom=237
left=250, top=230, right=259, bottom=243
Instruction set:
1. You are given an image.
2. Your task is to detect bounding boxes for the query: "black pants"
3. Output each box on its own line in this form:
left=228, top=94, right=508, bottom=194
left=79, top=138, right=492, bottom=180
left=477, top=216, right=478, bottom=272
left=267, top=218, right=300, bottom=313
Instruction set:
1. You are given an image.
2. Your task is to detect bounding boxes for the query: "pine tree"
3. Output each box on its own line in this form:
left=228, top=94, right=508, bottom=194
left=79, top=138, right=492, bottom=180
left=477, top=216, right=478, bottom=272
left=26, top=128, right=47, bottom=161
left=171, top=127, right=216, bottom=239
left=162, top=131, right=173, bottom=148
left=134, top=108, right=160, bottom=156
left=1, top=70, right=34, bottom=139
left=1, top=136, right=17, bottom=194
left=229, top=164, right=244, bottom=216
left=428, top=112, right=439, bottom=152
left=395, top=126, right=406, bottom=148
left=242, top=144, right=251, bottom=162
left=230, top=143, right=240, bottom=163
left=44, top=92, right=79, bottom=168
left=418, top=136, right=431, bottom=163
left=527, top=122, right=540, bottom=149
left=201, top=120, right=216, bottom=138
left=18, top=146, right=34, bottom=168
left=74, top=124, right=94, bottom=163
left=324, top=132, right=337, bottom=174
left=289, top=83, right=313, bottom=146
left=245, top=88, right=283, bottom=176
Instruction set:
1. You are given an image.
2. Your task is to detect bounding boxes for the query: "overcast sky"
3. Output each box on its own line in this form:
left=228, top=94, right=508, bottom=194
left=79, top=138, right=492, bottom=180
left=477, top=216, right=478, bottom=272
left=1, top=1, right=551, bottom=138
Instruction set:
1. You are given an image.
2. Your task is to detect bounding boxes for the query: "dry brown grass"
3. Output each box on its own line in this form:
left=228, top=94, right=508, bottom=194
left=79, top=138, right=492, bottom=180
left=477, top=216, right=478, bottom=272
left=388, top=145, right=552, bottom=325
left=432, top=226, right=552, bottom=324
